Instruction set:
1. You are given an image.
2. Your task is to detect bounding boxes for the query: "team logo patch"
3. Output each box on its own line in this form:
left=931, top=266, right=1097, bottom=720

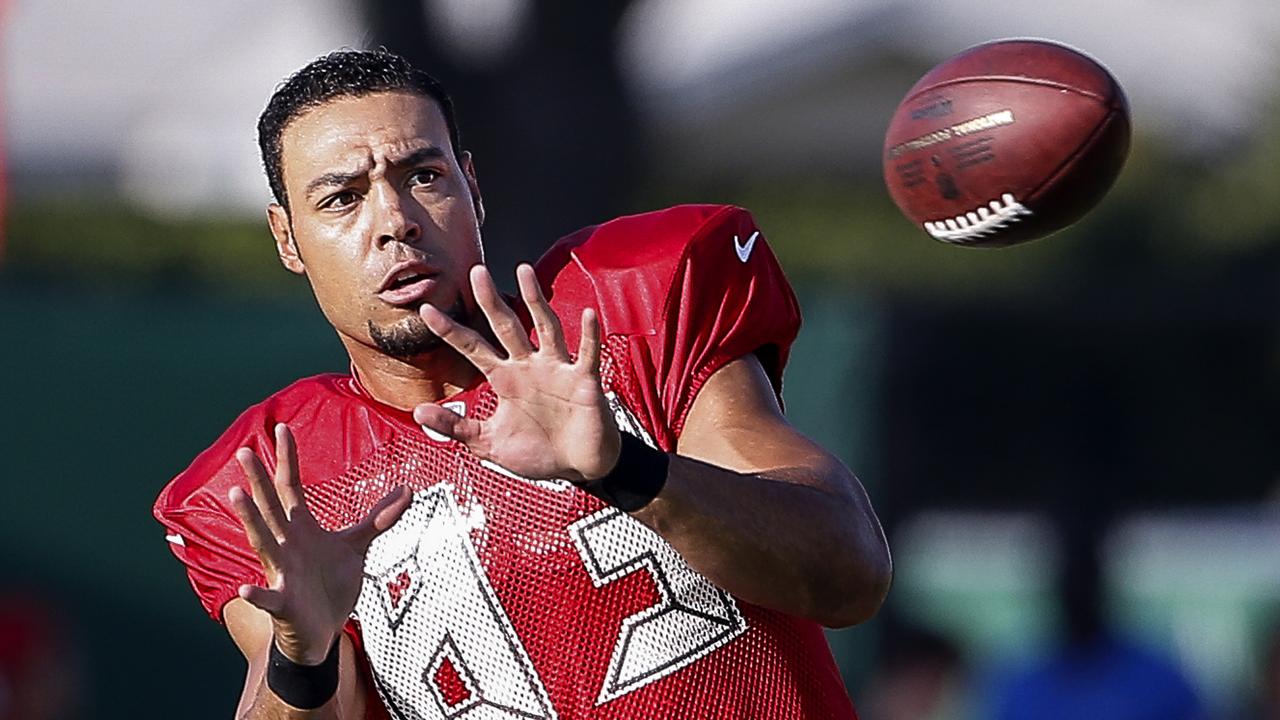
left=421, top=401, right=467, bottom=443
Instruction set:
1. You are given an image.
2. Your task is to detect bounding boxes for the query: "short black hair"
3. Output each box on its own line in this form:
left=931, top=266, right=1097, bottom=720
left=257, top=49, right=461, bottom=209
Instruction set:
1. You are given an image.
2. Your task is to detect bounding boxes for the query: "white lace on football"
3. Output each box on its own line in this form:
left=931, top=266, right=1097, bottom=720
left=923, top=193, right=1032, bottom=244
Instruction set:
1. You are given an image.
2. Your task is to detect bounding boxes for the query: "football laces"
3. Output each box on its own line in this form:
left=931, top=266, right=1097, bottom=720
left=924, top=193, right=1032, bottom=244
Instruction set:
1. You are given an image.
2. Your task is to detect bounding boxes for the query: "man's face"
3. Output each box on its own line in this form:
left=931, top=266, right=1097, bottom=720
left=268, top=91, right=484, bottom=359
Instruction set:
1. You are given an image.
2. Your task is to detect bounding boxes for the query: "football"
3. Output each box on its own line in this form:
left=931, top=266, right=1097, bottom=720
left=883, top=39, right=1130, bottom=247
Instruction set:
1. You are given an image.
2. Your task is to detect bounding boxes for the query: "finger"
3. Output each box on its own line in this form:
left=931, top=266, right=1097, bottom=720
left=577, top=307, right=602, bottom=374
left=228, top=486, right=282, bottom=569
left=342, top=486, right=413, bottom=551
left=236, top=447, right=288, bottom=540
left=413, top=404, right=486, bottom=446
left=238, top=584, right=287, bottom=616
left=272, top=424, right=309, bottom=520
left=420, top=302, right=501, bottom=375
left=471, top=265, right=532, bottom=359
left=517, top=263, right=568, bottom=360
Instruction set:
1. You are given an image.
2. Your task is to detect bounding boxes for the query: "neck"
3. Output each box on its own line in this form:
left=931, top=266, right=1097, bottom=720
left=343, top=336, right=482, bottom=410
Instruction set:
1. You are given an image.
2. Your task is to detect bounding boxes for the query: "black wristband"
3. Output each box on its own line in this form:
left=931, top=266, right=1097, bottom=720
left=267, top=637, right=340, bottom=710
left=580, top=432, right=669, bottom=512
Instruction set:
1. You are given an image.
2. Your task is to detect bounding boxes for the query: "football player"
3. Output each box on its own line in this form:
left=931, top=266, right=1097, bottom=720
left=155, top=50, right=891, bottom=719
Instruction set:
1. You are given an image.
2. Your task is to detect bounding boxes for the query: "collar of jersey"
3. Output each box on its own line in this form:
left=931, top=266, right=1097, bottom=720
left=345, top=362, right=487, bottom=422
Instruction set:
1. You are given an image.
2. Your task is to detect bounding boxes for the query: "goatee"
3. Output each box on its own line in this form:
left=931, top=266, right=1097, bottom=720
left=368, top=298, right=468, bottom=359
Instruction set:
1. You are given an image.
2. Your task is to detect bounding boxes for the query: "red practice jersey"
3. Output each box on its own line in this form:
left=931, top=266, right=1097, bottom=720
left=155, top=205, right=858, bottom=719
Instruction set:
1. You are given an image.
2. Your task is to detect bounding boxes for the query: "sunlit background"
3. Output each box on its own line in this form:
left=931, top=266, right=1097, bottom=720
left=2, top=1, right=1279, bottom=718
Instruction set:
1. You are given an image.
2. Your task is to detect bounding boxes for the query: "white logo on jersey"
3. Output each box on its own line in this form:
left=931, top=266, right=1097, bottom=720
left=733, top=231, right=760, bottom=263
left=355, top=396, right=747, bottom=715
left=570, top=508, right=747, bottom=704
left=356, top=484, right=557, bottom=720
left=570, top=398, right=747, bottom=705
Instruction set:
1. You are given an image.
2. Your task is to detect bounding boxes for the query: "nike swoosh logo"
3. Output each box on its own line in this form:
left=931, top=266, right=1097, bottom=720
left=734, top=231, right=759, bottom=263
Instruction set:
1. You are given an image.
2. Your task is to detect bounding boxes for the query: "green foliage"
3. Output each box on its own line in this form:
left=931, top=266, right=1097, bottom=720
left=738, top=181, right=1083, bottom=298
left=646, top=130, right=1280, bottom=300
left=2, top=202, right=306, bottom=297
left=4, top=125, right=1278, bottom=300
left=1185, top=103, right=1280, bottom=252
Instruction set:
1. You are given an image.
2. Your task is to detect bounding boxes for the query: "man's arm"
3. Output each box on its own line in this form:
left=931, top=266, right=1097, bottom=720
left=224, top=600, right=366, bottom=719
left=414, top=264, right=890, bottom=628
left=634, top=353, right=891, bottom=627
left=220, top=423, right=411, bottom=720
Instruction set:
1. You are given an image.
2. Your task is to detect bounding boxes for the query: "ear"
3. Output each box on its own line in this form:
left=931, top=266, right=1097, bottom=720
left=459, top=151, right=485, bottom=227
left=267, top=203, right=306, bottom=275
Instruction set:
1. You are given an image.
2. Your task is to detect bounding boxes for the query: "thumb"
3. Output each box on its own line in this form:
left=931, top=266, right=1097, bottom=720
left=413, top=404, right=485, bottom=446
left=239, top=584, right=287, bottom=616
left=343, top=486, right=412, bottom=551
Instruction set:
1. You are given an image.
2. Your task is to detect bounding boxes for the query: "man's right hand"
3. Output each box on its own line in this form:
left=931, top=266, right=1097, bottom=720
left=229, top=423, right=412, bottom=664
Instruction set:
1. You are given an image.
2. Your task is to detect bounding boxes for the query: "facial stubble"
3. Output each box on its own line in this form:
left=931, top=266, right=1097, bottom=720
left=367, top=297, right=468, bottom=359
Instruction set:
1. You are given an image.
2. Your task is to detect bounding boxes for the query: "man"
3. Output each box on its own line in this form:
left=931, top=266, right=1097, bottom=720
left=155, top=50, right=891, bottom=719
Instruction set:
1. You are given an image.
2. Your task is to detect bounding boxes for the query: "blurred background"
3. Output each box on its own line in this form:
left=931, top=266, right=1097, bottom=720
left=2, top=0, right=1279, bottom=718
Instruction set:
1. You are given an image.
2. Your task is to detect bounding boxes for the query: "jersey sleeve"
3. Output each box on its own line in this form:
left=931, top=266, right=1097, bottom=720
left=153, top=375, right=400, bottom=623
left=542, top=205, right=801, bottom=448
left=153, top=407, right=276, bottom=622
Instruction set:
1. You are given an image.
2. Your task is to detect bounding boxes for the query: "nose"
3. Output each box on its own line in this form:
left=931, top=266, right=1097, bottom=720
left=370, top=183, right=421, bottom=247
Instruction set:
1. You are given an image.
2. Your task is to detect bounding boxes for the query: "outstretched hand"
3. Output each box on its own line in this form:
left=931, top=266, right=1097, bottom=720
left=413, top=264, right=621, bottom=484
left=228, top=423, right=412, bottom=664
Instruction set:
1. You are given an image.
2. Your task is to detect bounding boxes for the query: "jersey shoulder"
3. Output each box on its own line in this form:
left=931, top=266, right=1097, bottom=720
left=536, top=204, right=773, bottom=335
left=152, top=373, right=390, bottom=621
left=535, top=204, right=800, bottom=442
left=542, top=203, right=750, bottom=267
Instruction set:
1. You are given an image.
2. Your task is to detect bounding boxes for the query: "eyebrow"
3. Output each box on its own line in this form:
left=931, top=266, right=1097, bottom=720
left=303, top=146, right=448, bottom=199
left=393, top=146, right=447, bottom=169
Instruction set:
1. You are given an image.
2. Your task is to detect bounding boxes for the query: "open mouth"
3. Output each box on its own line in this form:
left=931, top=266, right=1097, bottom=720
left=386, top=271, right=431, bottom=290
left=378, top=269, right=439, bottom=306
left=378, top=259, right=443, bottom=306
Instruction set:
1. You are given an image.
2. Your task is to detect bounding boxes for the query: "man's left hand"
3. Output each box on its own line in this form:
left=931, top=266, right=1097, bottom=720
left=413, top=264, right=621, bottom=484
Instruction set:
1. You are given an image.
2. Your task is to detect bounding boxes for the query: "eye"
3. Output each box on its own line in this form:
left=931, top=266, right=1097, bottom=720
left=408, top=169, right=441, bottom=187
left=321, top=190, right=359, bottom=210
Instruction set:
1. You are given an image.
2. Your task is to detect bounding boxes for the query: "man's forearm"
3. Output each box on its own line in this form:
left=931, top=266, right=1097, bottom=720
left=233, top=632, right=363, bottom=720
left=632, top=453, right=891, bottom=627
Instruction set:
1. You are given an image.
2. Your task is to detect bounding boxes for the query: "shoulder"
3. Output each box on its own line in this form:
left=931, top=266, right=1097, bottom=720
left=536, top=204, right=778, bottom=334
left=535, top=205, right=800, bottom=443
left=537, top=204, right=757, bottom=279
left=152, top=374, right=374, bottom=622
left=153, top=374, right=355, bottom=520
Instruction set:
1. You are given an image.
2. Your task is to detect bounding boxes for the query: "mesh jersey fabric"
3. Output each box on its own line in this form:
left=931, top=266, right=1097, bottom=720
left=154, top=205, right=858, bottom=719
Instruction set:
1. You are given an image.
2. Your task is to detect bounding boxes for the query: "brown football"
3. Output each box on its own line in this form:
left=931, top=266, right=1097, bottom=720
left=883, top=39, right=1130, bottom=247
